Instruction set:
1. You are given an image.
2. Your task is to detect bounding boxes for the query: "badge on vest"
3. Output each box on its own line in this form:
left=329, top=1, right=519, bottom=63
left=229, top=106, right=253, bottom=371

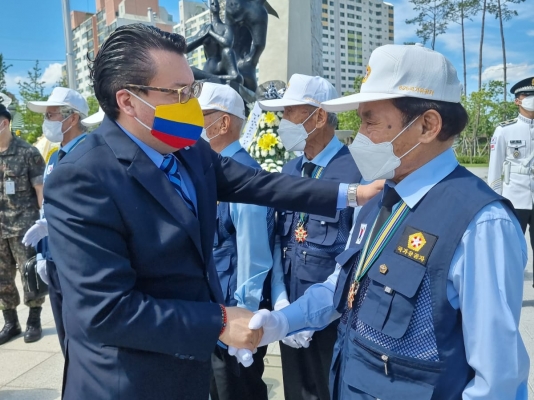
left=394, top=226, right=438, bottom=266
left=355, top=223, right=367, bottom=244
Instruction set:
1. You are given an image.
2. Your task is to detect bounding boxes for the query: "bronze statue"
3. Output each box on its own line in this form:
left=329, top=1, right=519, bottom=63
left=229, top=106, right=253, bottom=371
left=185, top=0, right=278, bottom=94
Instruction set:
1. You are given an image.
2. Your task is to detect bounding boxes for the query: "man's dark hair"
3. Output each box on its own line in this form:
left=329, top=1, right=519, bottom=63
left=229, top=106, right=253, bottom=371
left=0, top=104, right=11, bottom=122
left=89, top=23, right=187, bottom=120
left=392, top=97, right=468, bottom=142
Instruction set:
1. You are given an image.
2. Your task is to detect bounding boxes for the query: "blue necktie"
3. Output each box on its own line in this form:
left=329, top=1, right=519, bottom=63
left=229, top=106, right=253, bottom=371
left=160, top=154, right=196, bottom=215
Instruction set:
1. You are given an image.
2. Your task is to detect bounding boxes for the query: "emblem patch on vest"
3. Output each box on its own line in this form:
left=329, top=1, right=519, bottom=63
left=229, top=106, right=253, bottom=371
left=355, top=223, right=367, bottom=244
left=394, top=226, right=438, bottom=266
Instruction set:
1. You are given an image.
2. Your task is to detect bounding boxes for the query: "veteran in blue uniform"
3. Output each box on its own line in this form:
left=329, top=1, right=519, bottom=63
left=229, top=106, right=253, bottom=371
left=22, top=87, right=89, bottom=348
left=199, top=83, right=274, bottom=400
left=247, top=44, right=529, bottom=400
left=260, top=74, right=363, bottom=400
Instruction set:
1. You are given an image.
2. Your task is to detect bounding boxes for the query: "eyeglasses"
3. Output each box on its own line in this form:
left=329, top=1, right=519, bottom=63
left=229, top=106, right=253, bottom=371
left=44, top=112, right=69, bottom=121
left=125, top=82, right=203, bottom=104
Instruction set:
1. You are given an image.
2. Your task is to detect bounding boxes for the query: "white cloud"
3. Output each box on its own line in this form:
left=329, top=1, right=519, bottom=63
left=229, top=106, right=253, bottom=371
left=481, top=63, right=534, bottom=82
left=40, top=63, right=64, bottom=87
left=4, top=73, right=26, bottom=92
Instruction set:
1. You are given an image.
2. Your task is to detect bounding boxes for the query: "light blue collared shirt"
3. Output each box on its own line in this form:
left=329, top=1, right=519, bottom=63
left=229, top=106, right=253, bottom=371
left=118, top=124, right=197, bottom=209
left=220, top=140, right=273, bottom=311
left=61, top=133, right=87, bottom=154
left=271, top=136, right=353, bottom=306
left=281, top=148, right=529, bottom=400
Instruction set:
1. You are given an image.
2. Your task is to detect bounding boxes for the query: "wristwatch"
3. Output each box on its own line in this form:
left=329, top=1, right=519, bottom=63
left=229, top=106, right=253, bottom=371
left=347, top=183, right=360, bottom=207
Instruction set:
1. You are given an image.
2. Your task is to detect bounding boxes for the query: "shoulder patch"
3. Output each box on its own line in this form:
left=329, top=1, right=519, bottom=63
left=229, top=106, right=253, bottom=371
left=499, top=118, right=518, bottom=127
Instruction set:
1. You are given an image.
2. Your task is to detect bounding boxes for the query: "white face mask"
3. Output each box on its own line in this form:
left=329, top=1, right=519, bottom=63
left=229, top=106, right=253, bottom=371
left=349, top=116, right=421, bottom=181
left=0, top=120, right=7, bottom=135
left=201, top=115, right=224, bottom=142
left=277, top=109, right=318, bottom=151
left=520, top=96, right=534, bottom=112
left=42, top=115, right=73, bottom=143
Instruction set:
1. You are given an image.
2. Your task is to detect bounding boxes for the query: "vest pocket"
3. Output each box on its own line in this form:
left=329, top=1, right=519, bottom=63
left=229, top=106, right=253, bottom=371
left=358, top=254, right=426, bottom=339
left=306, top=211, right=341, bottom=246
left=213, top=254, right=232, bottom=302
left=341, top=336, right=441, bottom=400
left=295, top=249, right=336, bottom=283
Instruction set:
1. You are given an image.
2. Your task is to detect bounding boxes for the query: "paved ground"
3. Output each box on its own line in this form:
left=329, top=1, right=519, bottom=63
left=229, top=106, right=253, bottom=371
left=1, top=167, right=534, bottom=399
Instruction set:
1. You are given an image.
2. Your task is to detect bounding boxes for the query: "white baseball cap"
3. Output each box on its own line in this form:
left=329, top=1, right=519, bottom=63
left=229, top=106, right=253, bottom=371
left=259, top=74, right=338, bottom=111
left=198, top=83, right=246, bottom=120
left=27, top=87, right=89, bottom=117
left=81, top=107, right=105, bottom=127
left=322, top=44, right=462, bottom=112
left=0, top=92, right=12, bottom=108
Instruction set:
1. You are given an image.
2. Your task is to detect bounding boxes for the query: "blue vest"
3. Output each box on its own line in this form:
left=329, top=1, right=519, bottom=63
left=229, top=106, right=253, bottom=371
left=278, top=146, right=362, bottom=302
left=213, top=148, right=275, bottom=306
left=330, top=166, right=513, bottom=400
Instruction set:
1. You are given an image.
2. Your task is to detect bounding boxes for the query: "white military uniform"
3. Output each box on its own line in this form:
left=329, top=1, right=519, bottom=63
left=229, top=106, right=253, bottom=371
left=488, top=113, right=534, bottom=210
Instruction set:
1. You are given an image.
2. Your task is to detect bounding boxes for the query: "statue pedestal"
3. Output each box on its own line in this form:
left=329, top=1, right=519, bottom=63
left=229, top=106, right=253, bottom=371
left=258, top=0, right=323, bottom=83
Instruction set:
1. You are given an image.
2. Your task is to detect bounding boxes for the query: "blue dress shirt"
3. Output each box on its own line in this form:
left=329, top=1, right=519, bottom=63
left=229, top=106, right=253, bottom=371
left=220, top=140, right=273, bottom=311
left=280, top=148, right=529, bottom=400
left=119, top=124, right=197, bottom=209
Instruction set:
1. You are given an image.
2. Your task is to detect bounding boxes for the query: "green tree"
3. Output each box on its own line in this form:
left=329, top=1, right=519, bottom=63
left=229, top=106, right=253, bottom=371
left=448, top=0, right=480, bottom=94
left=459, top=80, right=516, bottom=161
left=337, top=76, right=363, bottom=135
left=0, top=53, right=12, bottom=94
left=56, top=73, right=68, bottom=88
left=87, top=95, right=99, bottom=116
left=17, top=61, right=47, bottom=144
left=487, top=0, right=525, bottom=102
left=405, top=0, right=453, bottom=49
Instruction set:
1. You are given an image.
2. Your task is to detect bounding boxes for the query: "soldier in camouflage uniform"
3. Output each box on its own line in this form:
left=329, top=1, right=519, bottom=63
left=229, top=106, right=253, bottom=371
left=0, top=103, right=46, bottom=345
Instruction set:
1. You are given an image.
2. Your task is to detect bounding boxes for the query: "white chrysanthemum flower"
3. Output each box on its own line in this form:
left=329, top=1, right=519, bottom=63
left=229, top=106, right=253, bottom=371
left=269, top=149, right=276, bottom=156
left=261, top=163, right=268, bottom=170
left=276, top=160, right=284, bottom=166
left=284, top=151, right=290, bottom=159
left=266, top=129, right=274, bottom=134
left=264, top=158, right=274, bottom=163
left=277, top=142, right=284, bottom=149
left=277, top=112, right=283, bottom=118
left=255, top=151, right=260, bottom=158
left=261, top=150, right=268, bottom=157
left=276, top=166, right=282, bottom=172
left=259, top=121, right=266, bottom=129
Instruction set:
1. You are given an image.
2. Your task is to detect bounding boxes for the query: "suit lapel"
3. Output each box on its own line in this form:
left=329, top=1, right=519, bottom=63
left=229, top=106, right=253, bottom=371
left=100, top=118, right=204, bottom=261
left=175, top=145, right=212, bottom=261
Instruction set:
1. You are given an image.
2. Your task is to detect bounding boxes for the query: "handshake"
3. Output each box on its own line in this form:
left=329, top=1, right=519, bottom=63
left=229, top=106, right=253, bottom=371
left=219, top=303, right=313, bottom=367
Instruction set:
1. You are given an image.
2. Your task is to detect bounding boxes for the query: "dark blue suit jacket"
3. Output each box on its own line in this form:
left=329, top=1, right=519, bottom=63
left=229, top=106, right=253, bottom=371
left=44, top=117, right=340, bottom=400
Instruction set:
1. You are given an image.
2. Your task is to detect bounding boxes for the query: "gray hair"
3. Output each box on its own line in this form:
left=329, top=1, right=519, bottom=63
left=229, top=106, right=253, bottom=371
left=326, top=111, right=338, bottom=128
left=59, top=106, right=87, bottom=133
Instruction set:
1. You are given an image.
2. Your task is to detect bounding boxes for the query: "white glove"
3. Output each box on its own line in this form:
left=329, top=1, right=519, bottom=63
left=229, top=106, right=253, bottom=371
left=273, top=299, right=290, bottom=311
left=22, top=219, right=48, bottom=247
left=36, top=259, right=49, bottom=285
left=228, top=346, right=254, bottom=368
left=248, top=309, right=289, bottom=348
left=281, top=330, right=314, bottom=349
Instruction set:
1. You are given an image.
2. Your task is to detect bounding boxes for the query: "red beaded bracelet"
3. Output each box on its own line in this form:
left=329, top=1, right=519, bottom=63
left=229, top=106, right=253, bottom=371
left=219, top=304, right=227, bottom=336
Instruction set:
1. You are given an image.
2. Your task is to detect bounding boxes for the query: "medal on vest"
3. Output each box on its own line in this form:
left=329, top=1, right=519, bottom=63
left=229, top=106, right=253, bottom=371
left=293, top=166, right=325, bottom=244
left=295, top=223, right=308, bottom=243
left=347, top=201, right=410, bottom=309
left=513, top=148, right=520, bottom=158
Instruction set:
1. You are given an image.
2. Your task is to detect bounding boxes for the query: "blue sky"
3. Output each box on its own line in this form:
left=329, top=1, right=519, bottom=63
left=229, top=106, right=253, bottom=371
left=1, top=0, right=533, bottom=100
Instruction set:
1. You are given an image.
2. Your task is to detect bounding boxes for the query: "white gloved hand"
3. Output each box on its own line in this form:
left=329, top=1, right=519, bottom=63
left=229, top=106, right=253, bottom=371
left=248, top=309, right=289, bottom=348
left=228, top=346, right=254, bottom=368
left=36, top=259, right=49, bottom=285
left=273, top=299, right=290, bottom=311
left=281, top=330, right=314, bottom=349
left=22, top=219, right=48, bottom=247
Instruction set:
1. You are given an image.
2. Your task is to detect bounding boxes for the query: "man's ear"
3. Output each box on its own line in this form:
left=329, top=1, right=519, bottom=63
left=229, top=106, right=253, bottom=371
left=219, top=114, right=231, bottom=135
left=116, top=89, right=137, bottom=118
left=315, top=108, right=328, bottom=129
left=418, top=109, right=442, bottom=144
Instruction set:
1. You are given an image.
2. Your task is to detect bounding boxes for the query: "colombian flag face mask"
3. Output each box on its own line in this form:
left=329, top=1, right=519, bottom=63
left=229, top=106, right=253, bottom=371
left=127, top=89, right=205, bottom=149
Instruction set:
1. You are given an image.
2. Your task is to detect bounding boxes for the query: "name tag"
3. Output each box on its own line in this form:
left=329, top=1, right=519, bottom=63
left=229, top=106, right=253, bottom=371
left=5, top=180, right=15, bottom=195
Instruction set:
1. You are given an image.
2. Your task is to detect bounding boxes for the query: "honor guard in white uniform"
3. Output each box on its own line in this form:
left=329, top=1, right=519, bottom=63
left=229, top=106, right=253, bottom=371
left=488, top=76, right=534, bottom=286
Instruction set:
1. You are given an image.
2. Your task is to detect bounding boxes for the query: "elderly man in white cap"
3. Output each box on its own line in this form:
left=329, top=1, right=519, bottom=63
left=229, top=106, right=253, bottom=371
left=245, top=45, right=529, bottom=399
left=22, top=87, right=89, bottom=353
left=258, top=74, right=366, bottom=400
left=199, top=82, right=273, bottom=400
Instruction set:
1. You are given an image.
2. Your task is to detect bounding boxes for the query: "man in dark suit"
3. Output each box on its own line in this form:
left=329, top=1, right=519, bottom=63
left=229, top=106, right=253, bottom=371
left=44, top=24, right=382, bottom=400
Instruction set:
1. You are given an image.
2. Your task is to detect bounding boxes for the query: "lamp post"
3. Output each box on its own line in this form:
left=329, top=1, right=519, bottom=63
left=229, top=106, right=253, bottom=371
left=61, top=0, right=77, bottom=89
